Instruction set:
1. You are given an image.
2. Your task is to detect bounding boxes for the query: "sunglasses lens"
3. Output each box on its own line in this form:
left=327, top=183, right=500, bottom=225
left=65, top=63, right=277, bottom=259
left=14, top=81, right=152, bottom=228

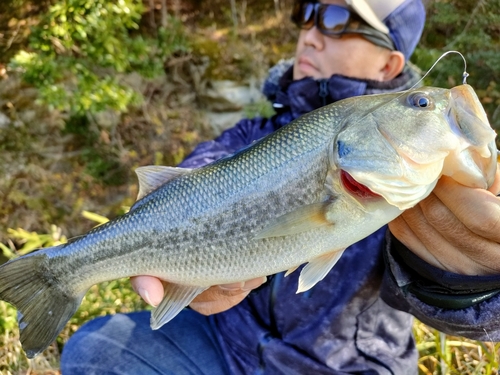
left=291, top=2, right=394, bottom=50
left=318, top=5, right=350, bottom=33
left=292, top=2, right=315, bottom=29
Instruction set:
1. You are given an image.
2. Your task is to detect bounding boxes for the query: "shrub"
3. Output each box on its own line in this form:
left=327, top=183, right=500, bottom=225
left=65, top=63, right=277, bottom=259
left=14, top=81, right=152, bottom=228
left=9, top=0, right=190, bottom=116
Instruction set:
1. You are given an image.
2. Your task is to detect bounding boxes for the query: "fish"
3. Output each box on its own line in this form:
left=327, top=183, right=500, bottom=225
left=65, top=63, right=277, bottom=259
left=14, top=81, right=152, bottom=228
left=0, top=84, right=497, bottom=358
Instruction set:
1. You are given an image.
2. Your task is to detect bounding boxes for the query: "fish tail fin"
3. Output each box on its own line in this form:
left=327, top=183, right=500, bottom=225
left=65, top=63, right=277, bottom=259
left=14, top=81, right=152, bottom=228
left=0, top=251, right=84, bottom=358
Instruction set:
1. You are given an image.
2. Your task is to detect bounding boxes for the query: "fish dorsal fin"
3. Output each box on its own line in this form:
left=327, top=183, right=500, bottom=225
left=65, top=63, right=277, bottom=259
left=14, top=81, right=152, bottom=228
left=254, top=201, right=334, bottom=239
left=297, top=250, right=345, bottom=293
left=135, top=166, right=192, bottom=200
left=150, top=283, right=207, bottom=330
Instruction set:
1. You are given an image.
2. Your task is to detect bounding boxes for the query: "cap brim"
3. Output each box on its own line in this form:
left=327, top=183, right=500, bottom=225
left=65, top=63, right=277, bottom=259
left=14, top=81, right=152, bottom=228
left=346, top=0, right=390, bottom=34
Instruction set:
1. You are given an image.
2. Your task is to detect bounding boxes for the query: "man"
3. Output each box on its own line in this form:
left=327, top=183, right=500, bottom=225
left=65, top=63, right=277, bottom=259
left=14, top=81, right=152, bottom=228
left=61, top=0, right=500, bottom=373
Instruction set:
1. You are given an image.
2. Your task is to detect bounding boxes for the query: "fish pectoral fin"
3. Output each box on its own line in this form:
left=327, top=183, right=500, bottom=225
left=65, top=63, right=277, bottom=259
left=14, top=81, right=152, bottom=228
left=150, top=284, right=207, bottom=330
left=254, top=202, right=333, bottom=239
left=135, top=166, right=193, bottom=201
left=297, top=250, right=345, bottom=293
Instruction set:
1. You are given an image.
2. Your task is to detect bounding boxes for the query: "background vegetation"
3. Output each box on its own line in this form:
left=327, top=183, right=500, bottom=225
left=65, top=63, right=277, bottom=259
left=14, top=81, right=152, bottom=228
left=0, top=0, right=499, bottom=373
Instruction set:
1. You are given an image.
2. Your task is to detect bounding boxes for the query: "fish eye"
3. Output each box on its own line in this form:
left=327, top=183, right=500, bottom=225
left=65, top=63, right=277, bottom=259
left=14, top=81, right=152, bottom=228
left=407, top=93, right=433, bottom=109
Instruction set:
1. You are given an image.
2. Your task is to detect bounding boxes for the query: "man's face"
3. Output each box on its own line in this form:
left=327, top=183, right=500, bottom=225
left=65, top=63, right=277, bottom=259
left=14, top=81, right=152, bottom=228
left=293, top=0, right=393, bottom=81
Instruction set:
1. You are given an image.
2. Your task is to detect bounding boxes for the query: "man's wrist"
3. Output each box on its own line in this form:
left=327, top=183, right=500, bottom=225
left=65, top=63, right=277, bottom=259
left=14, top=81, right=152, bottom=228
left=387, top=231, right=500, bottom=309
left=403, top=281, right=500, bottom=309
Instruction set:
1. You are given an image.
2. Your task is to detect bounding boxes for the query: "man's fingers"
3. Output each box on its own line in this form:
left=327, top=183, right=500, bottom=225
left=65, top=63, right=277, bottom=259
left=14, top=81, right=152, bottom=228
left=130, top=275, right=165, bottom=307
left=388, top=213, right=425, bottom=255
left=389, top=203, right=460, bottom=272
left=219, top=277, right=267, bottom=291
left=432, top=176, right=500, bottom=242
left=390, top=181, right=500, bottom=275
left=190, top=277, right=267, bottom=315
left=130, top=276, right=267, bottom=312
left=189, top=287, right=251, bottom=315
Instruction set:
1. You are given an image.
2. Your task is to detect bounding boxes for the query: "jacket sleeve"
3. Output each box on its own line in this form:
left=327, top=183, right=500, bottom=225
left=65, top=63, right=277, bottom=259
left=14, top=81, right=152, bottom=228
left=178, top=117, right=270, bottom=169
left=381, top=231, right=500, bottom=341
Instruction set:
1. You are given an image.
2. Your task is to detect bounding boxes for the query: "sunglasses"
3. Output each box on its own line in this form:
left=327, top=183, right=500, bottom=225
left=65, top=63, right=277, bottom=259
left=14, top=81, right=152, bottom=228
left=291, top=1, right=395, bottom=51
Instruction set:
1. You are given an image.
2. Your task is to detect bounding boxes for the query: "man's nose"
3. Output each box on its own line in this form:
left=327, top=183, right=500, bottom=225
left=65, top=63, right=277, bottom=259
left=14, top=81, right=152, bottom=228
left=303, top=26, right=325, bottom=50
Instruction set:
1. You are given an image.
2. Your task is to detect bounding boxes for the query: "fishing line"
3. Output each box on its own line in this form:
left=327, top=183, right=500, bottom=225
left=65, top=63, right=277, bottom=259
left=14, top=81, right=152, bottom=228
left=409, top=50, right=469, bottom=90
left=348, top=51, right=500, bottom=159
left=350, top=51, right=500, bottom=160
left=351, top=51, right=470, bottom=123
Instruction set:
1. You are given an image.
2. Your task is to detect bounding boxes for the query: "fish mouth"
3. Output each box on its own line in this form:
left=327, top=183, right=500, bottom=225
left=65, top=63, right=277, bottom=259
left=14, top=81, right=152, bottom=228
left=446, top=85, right=498, bottom=189
left=340, top=170, right=381, bottom=199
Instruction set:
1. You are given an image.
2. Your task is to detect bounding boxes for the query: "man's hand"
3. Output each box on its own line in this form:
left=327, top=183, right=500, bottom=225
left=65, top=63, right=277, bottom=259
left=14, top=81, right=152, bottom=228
left=389, top=168, right=500, bottom=276
left=130, top=275, right=267, bottom=315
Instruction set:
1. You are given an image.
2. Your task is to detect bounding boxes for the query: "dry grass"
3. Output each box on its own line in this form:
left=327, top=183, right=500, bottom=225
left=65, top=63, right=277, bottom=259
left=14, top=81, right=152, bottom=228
left=415, top=322, right=500, bottom=374
left=0, top=72, right=213, bottom=244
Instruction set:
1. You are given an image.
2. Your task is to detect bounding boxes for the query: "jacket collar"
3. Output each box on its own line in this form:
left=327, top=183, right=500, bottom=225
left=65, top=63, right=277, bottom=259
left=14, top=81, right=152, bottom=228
left=262, top=59, right=421, bottom=119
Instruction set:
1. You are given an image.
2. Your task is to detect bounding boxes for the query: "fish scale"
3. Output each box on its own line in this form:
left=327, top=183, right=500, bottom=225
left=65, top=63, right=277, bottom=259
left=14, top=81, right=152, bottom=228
left=0, top=84, right=497, bottom=358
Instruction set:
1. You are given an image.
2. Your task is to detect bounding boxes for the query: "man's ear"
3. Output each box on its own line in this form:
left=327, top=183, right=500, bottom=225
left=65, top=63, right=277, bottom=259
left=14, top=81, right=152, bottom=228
left=381, top=51, right=405, bottom=81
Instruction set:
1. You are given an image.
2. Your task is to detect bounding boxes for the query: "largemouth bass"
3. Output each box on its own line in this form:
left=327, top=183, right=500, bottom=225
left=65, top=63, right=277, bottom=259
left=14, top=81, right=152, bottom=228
left=0, top=84, right=497, bottom=358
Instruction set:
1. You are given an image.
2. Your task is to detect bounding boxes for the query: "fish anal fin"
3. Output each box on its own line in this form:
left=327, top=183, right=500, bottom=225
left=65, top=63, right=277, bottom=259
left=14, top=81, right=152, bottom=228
left=285, top=266, right=299, bottom=277
left=150, top=284, right=207, bottom=330
left=0, top=251, right=86, bottom=358
left=297, top=250, right=345, bottom=293
left=254, top=201, right=333, bottom=239
left=135, top=166, right=192, bottom=200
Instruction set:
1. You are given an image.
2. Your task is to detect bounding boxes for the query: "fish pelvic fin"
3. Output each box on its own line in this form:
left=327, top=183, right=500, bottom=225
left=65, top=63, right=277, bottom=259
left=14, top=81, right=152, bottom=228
left=0, top=251, right=85, bottom=358
left=297, top=250, right=345, bottom=293
left=150, top=284, right=208, bottom=330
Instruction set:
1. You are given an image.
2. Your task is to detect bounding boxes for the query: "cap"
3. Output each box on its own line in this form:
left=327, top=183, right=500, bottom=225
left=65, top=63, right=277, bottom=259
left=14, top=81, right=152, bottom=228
left=346, top=0, right=426, bottom=60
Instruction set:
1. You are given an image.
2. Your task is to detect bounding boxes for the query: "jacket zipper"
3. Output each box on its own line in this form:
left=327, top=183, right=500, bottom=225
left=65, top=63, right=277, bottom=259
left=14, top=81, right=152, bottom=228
left=319, top=79, right=329, bottom=107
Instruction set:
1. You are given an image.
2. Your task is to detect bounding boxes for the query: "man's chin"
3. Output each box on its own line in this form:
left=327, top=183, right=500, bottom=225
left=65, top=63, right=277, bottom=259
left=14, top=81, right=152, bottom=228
left=293, top=65, right=322, bottom=80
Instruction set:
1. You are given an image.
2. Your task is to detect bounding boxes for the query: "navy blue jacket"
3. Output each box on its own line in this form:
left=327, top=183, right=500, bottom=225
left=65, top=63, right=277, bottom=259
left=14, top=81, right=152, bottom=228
left=179, top=62, right=500, bottom=374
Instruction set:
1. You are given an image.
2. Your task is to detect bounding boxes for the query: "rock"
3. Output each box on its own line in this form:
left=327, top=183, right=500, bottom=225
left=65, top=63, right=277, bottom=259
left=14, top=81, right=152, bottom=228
left=204, top=110, right=246, bottom=135
left=94, top=110, right=120, bottom=129
left=119, top=72, right=149, bottom=94
left=198, top=79, right=263, bottom=112
left=0, top=112, right=10, bottom=129
left=197, top=78, right=265, bottom=134
left=19, top=110, right=37, bottom=124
